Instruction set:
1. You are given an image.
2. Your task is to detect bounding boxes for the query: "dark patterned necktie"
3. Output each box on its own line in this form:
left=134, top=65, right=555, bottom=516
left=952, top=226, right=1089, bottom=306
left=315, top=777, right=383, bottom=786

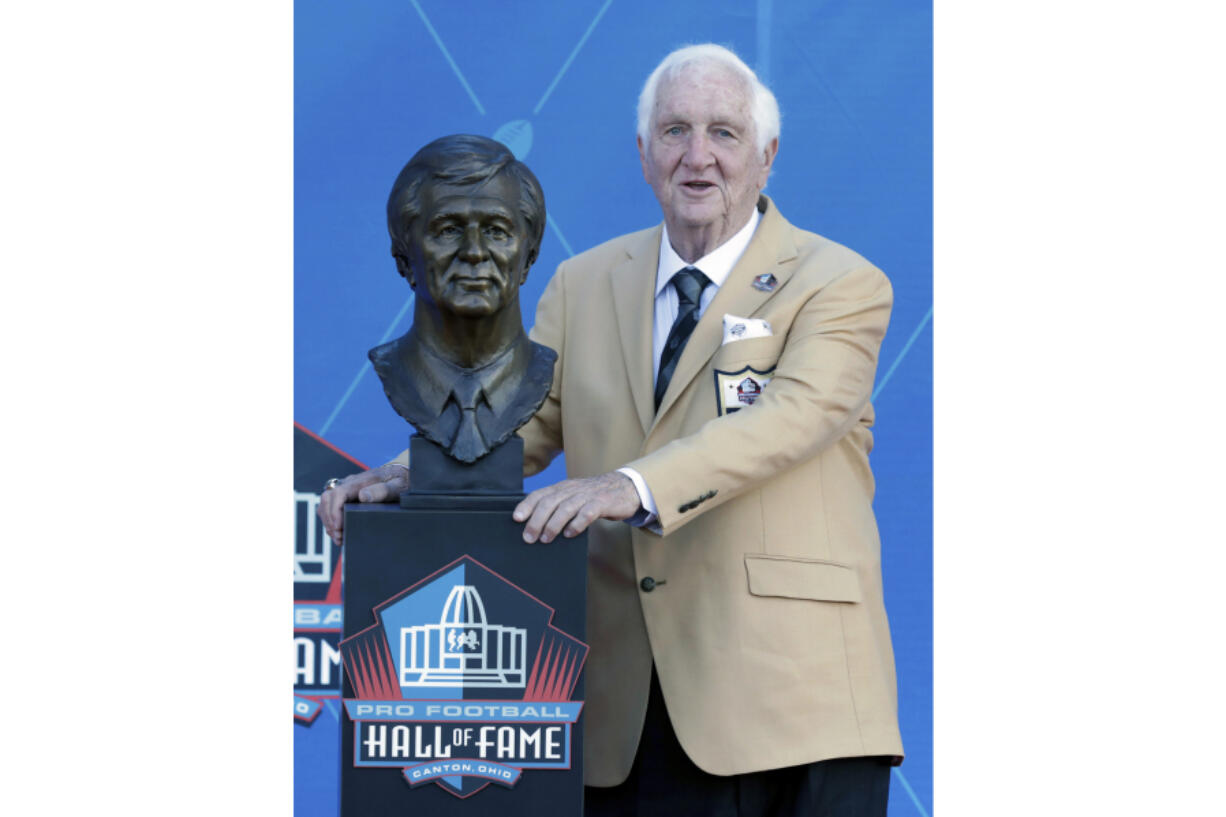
left=655, top=266, right=711, bottom=411
left=449, top=377, right=487, bottom=461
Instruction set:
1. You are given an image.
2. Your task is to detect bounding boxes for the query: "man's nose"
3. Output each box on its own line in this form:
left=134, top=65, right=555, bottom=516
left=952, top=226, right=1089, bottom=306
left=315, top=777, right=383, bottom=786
left=682, top=132, right=714, bottom=169
left=458, top=224, right=488, bottom=263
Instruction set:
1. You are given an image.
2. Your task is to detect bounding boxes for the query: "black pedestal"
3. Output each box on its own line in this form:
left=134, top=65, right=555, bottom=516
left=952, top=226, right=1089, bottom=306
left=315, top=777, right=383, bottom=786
left=340, top=498, right=587, bottom=816
left=402, top=435, right=524, bottom=505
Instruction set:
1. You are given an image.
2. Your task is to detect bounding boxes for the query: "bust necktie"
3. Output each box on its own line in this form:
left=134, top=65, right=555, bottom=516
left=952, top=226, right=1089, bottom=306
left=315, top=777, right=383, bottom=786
left=449, top=377, right=487, bottom=462
left=654, top=266, right=711, bottom=411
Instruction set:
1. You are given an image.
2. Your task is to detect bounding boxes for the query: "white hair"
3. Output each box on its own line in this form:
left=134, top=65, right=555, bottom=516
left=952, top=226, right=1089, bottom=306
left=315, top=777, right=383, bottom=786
left=636, top=43, right=781, bottom=155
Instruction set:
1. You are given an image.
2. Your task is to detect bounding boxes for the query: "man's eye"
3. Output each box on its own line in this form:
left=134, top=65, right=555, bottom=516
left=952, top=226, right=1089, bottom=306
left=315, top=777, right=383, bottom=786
left=485, top=226, right=510, bottom=240
left=437, top=225, right=462, bottom=237
left=716, top=129, right=733, bottom=139
left=666, top=126, right=684, bottom=136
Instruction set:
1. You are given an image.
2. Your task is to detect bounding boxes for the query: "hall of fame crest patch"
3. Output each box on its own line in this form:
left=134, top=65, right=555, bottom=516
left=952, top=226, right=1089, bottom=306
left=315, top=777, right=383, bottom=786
left=713, top=365, right=774, bottom=416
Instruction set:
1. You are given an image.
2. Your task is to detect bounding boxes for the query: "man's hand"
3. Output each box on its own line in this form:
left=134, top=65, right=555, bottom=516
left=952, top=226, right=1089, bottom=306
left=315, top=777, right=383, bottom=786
left=512, top=471, right=641, bottom=543
left=317, top=464, right=410, bottom=544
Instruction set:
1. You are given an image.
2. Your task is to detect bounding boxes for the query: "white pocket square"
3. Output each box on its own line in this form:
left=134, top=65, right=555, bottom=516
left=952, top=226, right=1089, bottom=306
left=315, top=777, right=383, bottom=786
left=721, top=314, right=772, bottom=345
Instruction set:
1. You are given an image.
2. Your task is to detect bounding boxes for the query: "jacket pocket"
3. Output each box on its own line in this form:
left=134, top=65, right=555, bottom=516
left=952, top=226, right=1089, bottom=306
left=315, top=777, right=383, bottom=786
left=712, top=334, right=786, bottom=367
left=744, top=554, right=861, bottom=603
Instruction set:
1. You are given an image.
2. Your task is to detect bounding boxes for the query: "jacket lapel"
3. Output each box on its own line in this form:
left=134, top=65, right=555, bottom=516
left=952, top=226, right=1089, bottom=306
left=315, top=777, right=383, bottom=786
left=609, top=226, right=662, bottom=437
left=652, top=197, right=799, bottom=424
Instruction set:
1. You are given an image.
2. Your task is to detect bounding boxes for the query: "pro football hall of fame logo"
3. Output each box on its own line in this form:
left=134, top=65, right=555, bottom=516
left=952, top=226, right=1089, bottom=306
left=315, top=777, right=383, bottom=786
left=341, top=555, right=588, bottom=799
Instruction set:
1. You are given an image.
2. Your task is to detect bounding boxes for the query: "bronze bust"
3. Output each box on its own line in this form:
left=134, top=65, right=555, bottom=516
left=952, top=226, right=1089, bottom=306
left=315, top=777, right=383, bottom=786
left=369, top=134, right=556, bottom=464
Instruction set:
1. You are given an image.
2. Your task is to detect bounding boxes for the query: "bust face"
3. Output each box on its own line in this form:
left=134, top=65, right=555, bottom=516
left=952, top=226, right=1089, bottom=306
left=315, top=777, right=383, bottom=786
left=405, top=173, right=531, bottom=320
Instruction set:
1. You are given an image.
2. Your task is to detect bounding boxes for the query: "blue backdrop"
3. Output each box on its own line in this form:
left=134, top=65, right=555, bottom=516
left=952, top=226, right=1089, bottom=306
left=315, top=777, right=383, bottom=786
left=294, top=1, right=931, bottom=814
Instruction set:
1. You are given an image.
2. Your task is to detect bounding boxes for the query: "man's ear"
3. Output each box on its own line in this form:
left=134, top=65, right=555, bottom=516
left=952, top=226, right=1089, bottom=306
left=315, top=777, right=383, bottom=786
left=759, top=137, right=779, bottom=187
left=392, top=250, right=416, bottom=288
left=637, top=134, right=649, bottom=182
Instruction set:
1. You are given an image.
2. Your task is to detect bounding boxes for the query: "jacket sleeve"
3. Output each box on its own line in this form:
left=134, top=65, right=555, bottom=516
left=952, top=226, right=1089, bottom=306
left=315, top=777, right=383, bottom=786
left=626, top=263, right=893, bottom=535
left=520, top=262, right=567, bottom=476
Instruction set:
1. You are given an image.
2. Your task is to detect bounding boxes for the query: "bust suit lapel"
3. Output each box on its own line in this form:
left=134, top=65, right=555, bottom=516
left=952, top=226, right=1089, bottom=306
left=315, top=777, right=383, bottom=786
left=652, top=197, right=799, bottom=425
left=608, top=225, right=663, bottom=437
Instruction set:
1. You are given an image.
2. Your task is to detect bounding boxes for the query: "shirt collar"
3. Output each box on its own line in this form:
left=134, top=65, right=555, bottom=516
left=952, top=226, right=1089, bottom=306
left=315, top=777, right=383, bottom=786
left=655, top=206, right=762, bottom=297
left=408, top=332, right=528, bottom=417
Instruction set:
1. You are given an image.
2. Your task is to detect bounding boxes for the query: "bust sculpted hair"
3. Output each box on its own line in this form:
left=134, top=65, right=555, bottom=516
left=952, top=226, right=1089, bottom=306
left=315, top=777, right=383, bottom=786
left=635, top=43, right=781, bottom=154
left=386, top=134, right=547, bottom=274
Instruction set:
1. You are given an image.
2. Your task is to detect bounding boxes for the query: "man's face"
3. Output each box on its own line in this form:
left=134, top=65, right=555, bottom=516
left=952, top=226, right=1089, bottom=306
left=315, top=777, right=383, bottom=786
left=402, top=173, right=531, bottom=320
left=638, top=63, right=778, bottom=246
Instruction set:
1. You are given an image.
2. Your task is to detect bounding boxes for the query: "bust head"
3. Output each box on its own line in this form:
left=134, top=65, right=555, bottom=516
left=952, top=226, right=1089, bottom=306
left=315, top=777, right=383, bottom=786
left=387, top=135, right=546, bottom=322
left=371, top=135, right=557, bottom=468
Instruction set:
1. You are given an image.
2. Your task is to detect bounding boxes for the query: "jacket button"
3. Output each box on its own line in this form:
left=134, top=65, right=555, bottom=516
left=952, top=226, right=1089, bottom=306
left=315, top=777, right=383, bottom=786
left=640, top=577, right=657, bottom=592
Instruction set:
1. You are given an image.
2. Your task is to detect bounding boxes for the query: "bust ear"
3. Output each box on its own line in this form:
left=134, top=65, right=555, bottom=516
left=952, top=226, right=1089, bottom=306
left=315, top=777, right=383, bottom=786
left=392, top=251, right=417, bottom=288
left=521, top=247, right=538, bottom=282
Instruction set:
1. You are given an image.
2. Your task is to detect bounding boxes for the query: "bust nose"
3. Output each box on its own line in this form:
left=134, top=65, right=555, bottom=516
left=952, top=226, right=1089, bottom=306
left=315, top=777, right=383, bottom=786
left=458, top=224, right=488, bottom=263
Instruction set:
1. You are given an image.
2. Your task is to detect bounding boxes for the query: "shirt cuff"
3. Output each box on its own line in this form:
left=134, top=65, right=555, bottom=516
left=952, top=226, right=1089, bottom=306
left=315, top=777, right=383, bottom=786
left=616, top=467, right=660, bottom=531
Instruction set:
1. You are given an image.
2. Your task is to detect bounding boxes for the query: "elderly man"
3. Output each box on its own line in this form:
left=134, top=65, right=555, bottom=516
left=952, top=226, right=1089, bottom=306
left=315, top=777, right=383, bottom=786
left=322, top=44, right=902, bottom=817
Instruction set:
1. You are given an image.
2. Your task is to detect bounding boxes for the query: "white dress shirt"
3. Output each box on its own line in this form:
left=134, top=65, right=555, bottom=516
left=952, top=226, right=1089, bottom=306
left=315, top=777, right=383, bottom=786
left=618, top=208, right=762, bottom=526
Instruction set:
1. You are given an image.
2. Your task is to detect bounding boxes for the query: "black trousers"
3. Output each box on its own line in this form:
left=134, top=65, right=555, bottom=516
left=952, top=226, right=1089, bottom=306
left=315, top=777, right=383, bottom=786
left=585, top=669, right=891, bottom=817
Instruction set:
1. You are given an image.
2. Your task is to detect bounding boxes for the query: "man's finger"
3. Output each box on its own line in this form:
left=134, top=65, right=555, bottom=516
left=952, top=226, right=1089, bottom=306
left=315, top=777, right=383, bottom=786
left=358, top=473, right=409, bottom=503
left=512, top=489, right=544, bottom=523
left=522, top=501, right=553, bottom=543
left=523, top=489, right=570, bottom=543
left=563, top=502, right=601, bottom=538
left=540, top=494, right=587, bottom=543
left=318, top=491, right=349, bottom=534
